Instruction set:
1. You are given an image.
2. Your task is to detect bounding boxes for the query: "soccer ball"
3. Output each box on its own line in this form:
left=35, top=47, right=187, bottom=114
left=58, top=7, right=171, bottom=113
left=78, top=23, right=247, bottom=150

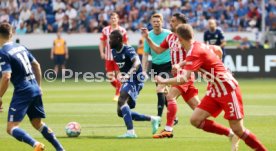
left=65, top=122, right=81, bottom=137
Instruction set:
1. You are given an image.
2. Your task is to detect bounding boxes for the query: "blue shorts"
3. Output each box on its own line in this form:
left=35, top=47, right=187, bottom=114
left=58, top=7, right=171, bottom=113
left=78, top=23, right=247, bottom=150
left=121, top=81, right=144, bottom=109
left=54, top=54, right=65, bottom=65
left=8, top=95, right=46, bottom=122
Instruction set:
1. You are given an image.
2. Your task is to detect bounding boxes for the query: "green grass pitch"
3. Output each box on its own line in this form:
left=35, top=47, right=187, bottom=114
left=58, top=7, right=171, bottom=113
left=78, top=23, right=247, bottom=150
left=0, top=79, right=275, bottom=151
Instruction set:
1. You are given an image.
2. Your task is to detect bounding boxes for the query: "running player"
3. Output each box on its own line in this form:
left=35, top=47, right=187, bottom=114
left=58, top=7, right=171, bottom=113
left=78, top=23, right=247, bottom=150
left=141, top=13, right=200, bottom=138
left=142, top=13, right=173, bottom=122
left=155, top=24, right=267, bottom=151
left=0, top=23, right=64, bottom=151
left=99, top=12, right=127, bottom=101
left=110, top=30, right=160, bottom=138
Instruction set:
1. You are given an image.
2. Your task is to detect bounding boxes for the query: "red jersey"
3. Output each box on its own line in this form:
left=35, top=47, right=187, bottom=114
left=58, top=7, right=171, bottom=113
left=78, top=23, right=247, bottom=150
left=184, top=41, right=238, bottom=98
left=100, top=25, right=128, bottom=60
left=160, top=33, right=186, bottom=65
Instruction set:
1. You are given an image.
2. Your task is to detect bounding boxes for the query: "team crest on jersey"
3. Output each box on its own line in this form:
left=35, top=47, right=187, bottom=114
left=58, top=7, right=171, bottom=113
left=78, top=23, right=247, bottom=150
left=116, top=62, right=125, bottom=68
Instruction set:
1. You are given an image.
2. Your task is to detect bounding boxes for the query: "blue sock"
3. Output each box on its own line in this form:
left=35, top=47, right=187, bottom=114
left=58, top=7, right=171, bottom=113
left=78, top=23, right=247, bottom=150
left=131, top=112, right=151, bottom=121
left=11, top=127, right=37, bottom=147
left=39, top=124, right=64, bottom=151
left=121, top=105, right=133, bottom=130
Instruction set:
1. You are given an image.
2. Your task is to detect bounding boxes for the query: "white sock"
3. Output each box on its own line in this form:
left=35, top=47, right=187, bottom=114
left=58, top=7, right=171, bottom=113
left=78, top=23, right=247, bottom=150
left=127, top=129, right=135, bottom=135
left=150, top=116, right=158, bottom=121
left=228, top=129, right=234, bottom=137
left=165, top=126, right=173, bottom=132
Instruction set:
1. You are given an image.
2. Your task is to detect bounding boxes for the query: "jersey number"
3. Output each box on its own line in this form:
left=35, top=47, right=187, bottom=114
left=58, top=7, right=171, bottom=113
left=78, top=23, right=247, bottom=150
left=16, top=52, right=34, bottom=80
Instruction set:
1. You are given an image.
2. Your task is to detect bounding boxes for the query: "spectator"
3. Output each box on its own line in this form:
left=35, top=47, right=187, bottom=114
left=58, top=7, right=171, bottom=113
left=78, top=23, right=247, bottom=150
left=263, top=40, right=270, bottom=49
left=0, top=8, right=10, bottom=23
left=61, top=15, right=70, bottom=33
left=53, top=0, right=66, bottom=12
left=238, top=37, right=253, bottom=50
left=25, top=13, right=39, bottom=33
left=252, top=41, right=264, bottom=49
left=65, top=4, right=77, bottom=21
left=33, top=6, right=47, bottom=24
left=55, top=8, right=65, bottom=28
left=7, top=0, right=18, bottom=13
left=10, top=13, right=20, bottom=30
left=266, top=12, right=276, bottom=31
left=16, top=22, right=27, bottom=35
left=19, top=4, right=31, bottom=21
left=87, top=19, right=98, bottom=33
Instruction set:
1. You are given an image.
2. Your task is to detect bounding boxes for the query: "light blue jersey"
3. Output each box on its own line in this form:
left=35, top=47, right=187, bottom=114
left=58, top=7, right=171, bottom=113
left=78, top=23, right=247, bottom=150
left=144, top=29, right=171, bottom=65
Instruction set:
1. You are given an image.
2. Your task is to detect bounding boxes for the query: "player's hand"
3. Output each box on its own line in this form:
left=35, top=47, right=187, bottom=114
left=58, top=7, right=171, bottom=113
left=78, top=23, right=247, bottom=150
left=0, top=97, right=3, bottom=113
left=140, top=28, right=149, bottom=38
left=65, top=54, right=69, bottom=59
left=50, top=55, right=54, bottom=60
left=100, top=52, right=105, bottom=60
left=142, top=71, right=149, bottom=80
left=154, top=75, right=166, bottom=84
left=171, top=64, right=180, bottom=75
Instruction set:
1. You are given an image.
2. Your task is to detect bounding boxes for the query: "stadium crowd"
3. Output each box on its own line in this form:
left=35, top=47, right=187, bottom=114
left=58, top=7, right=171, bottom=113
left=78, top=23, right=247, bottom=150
left=0, top=0, right=276, bottom=34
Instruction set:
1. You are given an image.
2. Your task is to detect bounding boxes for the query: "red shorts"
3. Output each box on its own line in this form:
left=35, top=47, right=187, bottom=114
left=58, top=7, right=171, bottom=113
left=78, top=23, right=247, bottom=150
left=105, top=60, right=119, bottom=72
left=173, top=83, right=198, bottom=102
left=197, top=86, right=244, bottom=120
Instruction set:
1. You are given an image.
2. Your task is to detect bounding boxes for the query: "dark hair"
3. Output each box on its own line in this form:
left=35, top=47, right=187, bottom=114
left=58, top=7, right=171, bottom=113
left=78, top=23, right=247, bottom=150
left=110, top=30, right=123, bottom=41
left=173, top=13, right=188, bottom=23
left=176, top=24, right=193, bottom=41
left=0, top=23, right=12, bottom=39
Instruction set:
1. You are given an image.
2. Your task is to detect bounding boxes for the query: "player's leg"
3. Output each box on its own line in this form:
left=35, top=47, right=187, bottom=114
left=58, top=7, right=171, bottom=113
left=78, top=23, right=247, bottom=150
left=7, top=99, right=41, bottom=149
left=127, top=96, right=161, bottom=134
left=156, top=83, right=167, bottom=117
left=153, top=87, right=181, bottom=138
left=117, top=90, right=136, bottom=138
left=53, top=55, right=60, bottom=75
left=229, top=119, right=267, bottom=151
left=28, top=96, right=64, bottom=151
left=224, top=88, right=267, bottom=151
left=181, top=85, right=200, bottom=110
left=106, top=60, right=120, bottom=101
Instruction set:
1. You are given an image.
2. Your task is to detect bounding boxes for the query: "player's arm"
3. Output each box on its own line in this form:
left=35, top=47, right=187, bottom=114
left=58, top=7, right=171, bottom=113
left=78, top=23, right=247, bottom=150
left=219, top=30, right=226, bottom=47
left=210, top=45, right=223, bottom=59
left=142, top=52, right=149, bottom=73
left=155, top=69, right=192, bottom=85
left=0, top=72, right=10, bottom=112
left=51, top=42, right=55, bottom=59
left=203, top=32, right=208, bottom=44
left=141, top=28, right=166, bottom=54
left=99, top=40, right=106, bottom=60
left=31, top=60, right=42, bottom=87
left=65, top=41, right=69, bottom=59
left=128, top=55, right=141, bottom=77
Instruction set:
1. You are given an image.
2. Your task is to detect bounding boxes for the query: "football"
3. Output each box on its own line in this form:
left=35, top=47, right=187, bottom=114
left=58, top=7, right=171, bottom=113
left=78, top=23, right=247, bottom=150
left=65, top=122, right=81, bottom=137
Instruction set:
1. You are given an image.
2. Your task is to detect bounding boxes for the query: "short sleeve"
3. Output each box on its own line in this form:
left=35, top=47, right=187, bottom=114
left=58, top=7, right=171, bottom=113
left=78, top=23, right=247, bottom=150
left=100, top=30, right=107, bottom=41
left=160, top=38, right=169, bottom=49
left=123, top=33, right=128, bottom=43
left=126, top=47, right=137, bottom=61
left=184, top=55, right=203, bottom=71
left=28, top=51, right=36, bottom=63
left=0, top=53, right=11, bottom=73
left=143, top=39, right=150, bottom=54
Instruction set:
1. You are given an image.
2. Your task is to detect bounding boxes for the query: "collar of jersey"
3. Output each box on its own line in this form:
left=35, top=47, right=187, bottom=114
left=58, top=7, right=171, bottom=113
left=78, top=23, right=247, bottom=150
left=115, top=45, right=125, bottom=53
left=3, top=41, right=13, bottom=46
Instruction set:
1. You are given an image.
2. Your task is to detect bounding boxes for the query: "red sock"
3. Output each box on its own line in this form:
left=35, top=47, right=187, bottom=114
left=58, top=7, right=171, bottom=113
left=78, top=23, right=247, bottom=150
left=240, top=129, right=267, bottom=151
left=110, top=80, right=117, bottom=88
left=199, top=119, right=230, bottom=136
left=166, top=100, right=177, bottom=127
left=115, top=81, right=121, bottom=96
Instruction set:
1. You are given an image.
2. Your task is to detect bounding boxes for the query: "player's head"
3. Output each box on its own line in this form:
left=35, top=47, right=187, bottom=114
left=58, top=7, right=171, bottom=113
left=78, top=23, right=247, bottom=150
left=110, top=12, right=119, bottom=26
left=208, top=19, right=217, bottom=31
left=176, top=24, right=194, bottom=46
left=109, top=30, right=123, bottom=50
left=0, top=22, right=13, bottom=45
left=170, top=13, right=188, bottom=32
left=150, top=13, right=163, bottom=31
